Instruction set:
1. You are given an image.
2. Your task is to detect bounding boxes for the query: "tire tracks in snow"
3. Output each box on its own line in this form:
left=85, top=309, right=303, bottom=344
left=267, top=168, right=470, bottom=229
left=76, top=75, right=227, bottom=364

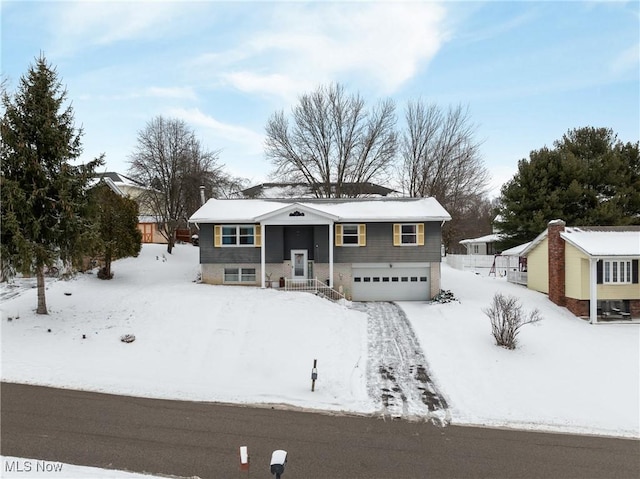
left=352, top=302, right=450, bottom=426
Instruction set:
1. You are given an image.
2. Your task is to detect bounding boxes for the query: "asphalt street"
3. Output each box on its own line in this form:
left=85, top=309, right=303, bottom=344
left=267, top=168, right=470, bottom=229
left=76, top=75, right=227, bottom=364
left=1, top=382, right=638, bottom=479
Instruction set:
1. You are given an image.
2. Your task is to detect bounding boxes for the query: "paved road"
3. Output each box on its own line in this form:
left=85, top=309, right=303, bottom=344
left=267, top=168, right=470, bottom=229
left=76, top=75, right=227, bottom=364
left=1, top=383, right=638, bottom=479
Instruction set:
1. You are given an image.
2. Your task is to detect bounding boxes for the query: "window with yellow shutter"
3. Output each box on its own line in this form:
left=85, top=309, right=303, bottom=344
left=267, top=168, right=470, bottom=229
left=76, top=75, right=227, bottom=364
left=337, top=224, right=366, bottom=246
left=393, top=223, right=424, bottom=246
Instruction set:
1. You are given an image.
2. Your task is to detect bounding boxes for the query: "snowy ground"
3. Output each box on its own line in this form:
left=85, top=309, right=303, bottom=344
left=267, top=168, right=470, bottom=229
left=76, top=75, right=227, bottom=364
left=1, top=244, right=638, bottom=439
left=1, top=456, right=168, bottom=478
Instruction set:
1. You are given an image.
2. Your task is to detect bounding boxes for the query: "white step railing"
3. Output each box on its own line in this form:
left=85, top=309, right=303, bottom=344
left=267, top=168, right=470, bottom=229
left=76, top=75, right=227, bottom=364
left=284, top=278, right=346, bottom=305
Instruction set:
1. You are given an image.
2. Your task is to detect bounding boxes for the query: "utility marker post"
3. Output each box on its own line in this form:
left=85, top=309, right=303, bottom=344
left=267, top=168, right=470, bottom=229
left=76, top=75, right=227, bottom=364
left=311, top=359, right=318, bottom=392
left=239, top=445, right=249, bottom=473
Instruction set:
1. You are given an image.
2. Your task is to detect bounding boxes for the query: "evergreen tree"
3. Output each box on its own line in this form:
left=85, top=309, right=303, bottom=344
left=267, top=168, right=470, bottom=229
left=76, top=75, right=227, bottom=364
left=86, top=182, right=142, bottom=279
left=496, top=127, right=640, bottom=249
left=0, top=55, right=102, bottom=313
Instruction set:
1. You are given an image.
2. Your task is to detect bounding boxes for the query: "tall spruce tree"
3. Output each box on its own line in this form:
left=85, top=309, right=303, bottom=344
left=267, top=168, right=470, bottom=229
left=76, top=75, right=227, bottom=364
left=1, top=55, right=102, bottom=314
left=495, top=127, right=640, bottom=249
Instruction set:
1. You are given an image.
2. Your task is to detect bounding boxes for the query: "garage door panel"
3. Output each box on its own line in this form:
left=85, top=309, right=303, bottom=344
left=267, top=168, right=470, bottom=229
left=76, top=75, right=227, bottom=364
left=352, top=267, right=429, bottom=301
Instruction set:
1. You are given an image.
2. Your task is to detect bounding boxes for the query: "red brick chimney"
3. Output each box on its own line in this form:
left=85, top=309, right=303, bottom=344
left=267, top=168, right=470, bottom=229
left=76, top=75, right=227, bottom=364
left=548, top=219, right=566, bottom=306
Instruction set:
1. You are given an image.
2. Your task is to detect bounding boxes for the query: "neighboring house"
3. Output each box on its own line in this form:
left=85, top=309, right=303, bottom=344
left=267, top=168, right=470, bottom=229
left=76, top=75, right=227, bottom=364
left=459, top=233, right=502, bottom=255
left=522, top=220, right=640, bottom=323
left=95, top=172, right=166, bottom=244
left=188, top=197, right=451, bottom=301
left=240, top=182, right=399, bottom=199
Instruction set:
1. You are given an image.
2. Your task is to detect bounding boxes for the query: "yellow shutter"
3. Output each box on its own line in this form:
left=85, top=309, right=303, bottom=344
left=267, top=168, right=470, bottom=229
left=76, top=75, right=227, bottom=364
left=214, top=225, right=221, bottom=247
left=417, top=224, right=424, bottom=246
left=358, top=224, right=366, bottom=246
left=393, top=224, right=401, bottom=246
left=335, top=224, right=343, bottom=246
left=255, top=225, right=262, bottom=247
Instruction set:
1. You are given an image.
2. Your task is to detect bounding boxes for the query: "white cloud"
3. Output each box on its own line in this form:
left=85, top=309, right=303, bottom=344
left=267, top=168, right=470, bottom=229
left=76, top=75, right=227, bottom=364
left=214, top=2, right=449, bottom=99
left=168, top=107, right=264, bottom=154
left=610, top=42, right=640, bottom=76
left=47, top=1, right=202, bottom=56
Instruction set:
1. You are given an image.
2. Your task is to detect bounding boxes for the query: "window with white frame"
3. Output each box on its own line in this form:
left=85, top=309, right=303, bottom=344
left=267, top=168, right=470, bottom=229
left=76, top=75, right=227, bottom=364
left=224, top=267, right=256, bottom=283
left=342, top=224, right=360, bottom=245
left=603, top=260, right=632, bottom=284
left=222, top=225, right=255, bottom=246
left=401, top=224, right=418, bottom=244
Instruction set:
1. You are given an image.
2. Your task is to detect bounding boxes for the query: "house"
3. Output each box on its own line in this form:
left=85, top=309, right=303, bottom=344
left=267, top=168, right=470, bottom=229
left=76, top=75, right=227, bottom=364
left=188, top=197, right=451, bottom=301
left=94, top=172, right=166, bottom=244
left=239, top=182, right=399, bottom=199
left=459, top=233, right=502, bottom=255
left=522, top=220, right=640, bottom=323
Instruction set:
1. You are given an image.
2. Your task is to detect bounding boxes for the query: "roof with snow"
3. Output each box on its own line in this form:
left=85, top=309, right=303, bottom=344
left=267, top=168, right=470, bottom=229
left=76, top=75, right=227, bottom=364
left=522, top=225, right=640, bottom=258
left=459, top=233, right=503, bottom=245
left=189, top=197, right=451, bottom=223
left=561, top=226, right=640, bottom=257
left=501, top=241, right=532, bottom=256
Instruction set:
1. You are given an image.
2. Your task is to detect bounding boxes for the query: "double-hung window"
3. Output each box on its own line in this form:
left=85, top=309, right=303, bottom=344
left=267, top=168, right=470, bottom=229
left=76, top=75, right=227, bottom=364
left=336, top=224, right=366, bottom=246
left=603, top=260, right=632, bottom=284
left=393, top=223, right=425, bottom=246
left=215, top=225, right=261, bottom=247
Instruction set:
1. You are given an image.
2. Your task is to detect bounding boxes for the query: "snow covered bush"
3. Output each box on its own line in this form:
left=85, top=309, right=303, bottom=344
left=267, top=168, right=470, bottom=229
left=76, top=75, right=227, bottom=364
left=483, top=293, right=542, bottom=349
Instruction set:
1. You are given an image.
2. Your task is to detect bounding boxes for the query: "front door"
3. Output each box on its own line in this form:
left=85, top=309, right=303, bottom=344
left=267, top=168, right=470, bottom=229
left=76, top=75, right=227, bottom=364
left=291, top=250, right=308, bottom=279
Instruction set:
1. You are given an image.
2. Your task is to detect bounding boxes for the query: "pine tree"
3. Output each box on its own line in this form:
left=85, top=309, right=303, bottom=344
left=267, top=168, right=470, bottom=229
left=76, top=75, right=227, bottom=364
left=87, top=182, right=142, bottom=279
left=1, top=55, right=102, bottom=314
left=495, top=127, right=640, bottom=249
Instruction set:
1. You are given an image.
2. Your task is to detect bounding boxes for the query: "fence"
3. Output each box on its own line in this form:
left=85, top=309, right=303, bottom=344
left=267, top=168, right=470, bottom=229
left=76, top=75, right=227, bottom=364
left=445, top=254, right=520, bottom=277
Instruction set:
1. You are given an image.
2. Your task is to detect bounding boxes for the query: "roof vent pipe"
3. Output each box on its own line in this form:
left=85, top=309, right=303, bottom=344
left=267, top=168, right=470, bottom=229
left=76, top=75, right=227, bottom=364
left=200, top=185, right=206, bottom=206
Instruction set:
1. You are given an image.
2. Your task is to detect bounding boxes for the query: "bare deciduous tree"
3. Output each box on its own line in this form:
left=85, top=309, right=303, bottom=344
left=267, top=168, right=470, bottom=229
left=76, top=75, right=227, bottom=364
left=400, top=101, right=490, bottom=251
left=128, top=116, right=222, bottom=253
left=265, top=83, right=397, bottom=198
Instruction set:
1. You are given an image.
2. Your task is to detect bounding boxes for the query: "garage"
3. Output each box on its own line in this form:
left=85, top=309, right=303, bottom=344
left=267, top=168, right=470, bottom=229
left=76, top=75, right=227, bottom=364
left=351, top=264, right=430, bottom=301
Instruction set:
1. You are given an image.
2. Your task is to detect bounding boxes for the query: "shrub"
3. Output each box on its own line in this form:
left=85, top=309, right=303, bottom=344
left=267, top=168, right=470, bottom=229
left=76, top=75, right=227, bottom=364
left=483, top=293, right=542, bottom=349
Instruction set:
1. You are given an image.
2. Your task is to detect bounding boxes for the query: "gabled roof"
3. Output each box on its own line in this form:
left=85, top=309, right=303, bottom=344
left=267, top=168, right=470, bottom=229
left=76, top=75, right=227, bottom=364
left=560, top=226, right=640, bottom=257
left=521, top=224, right=640, bottom=258
left=189, top=197, right=451, bottom=224
left=459, top=233, right=502, bottom=245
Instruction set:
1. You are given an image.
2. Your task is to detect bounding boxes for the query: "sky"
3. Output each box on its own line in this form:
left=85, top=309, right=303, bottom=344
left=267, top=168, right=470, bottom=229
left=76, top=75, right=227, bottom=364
left=2, top=0, right=639, bottom=198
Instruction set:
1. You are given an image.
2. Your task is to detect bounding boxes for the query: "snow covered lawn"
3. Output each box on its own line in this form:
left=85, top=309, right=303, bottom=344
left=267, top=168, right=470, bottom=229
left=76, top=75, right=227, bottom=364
left=1, top=244, right=638, bottom=438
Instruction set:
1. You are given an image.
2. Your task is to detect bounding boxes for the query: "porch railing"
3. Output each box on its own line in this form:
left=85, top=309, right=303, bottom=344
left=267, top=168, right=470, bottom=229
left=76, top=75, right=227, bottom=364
left=284, top=278, right=347, bottom=305
left=507, top=270, right=528, bottom=286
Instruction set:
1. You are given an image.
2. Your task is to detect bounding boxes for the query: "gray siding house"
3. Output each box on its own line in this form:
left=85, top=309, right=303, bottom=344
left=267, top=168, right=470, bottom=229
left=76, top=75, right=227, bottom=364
left=188, top=197, right=451, bottom=301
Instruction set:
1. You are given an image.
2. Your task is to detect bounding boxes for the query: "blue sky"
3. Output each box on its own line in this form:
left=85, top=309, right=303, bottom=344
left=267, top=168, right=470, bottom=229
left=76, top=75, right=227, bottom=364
left=2, top=0, right=638, bottom=197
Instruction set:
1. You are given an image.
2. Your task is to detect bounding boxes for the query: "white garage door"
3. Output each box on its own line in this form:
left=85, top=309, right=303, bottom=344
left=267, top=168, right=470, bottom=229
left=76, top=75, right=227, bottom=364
left=352, top=266, right=429, bottom=301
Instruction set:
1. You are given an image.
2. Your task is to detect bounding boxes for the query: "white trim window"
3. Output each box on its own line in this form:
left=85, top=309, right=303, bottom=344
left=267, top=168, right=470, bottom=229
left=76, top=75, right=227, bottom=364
left=224, top=267, right=256, bottom=283
left=393, top=223, right=425, bottom=246
left=603, top=260, right=632, bottom=284
left=222, top=225, right=255, bottom=246
left=341, top=224, right=360, bottom=245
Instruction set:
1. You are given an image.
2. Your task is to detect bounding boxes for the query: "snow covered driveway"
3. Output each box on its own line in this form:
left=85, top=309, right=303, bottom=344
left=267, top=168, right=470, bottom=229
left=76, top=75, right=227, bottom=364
left=352, top=302, right=450, bottom=425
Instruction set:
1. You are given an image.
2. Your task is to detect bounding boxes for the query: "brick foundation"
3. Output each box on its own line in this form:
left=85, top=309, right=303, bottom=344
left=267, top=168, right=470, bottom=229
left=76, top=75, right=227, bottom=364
left=565, top=298, right=589, bottom=318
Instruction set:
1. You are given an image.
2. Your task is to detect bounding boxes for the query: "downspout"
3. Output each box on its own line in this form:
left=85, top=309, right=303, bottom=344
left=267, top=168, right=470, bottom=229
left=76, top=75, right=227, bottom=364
left=590, top=258, right=598, bottom=324
left=261, top=221, right=266, bottom=289
left=329, top=222, right=334, bottom=288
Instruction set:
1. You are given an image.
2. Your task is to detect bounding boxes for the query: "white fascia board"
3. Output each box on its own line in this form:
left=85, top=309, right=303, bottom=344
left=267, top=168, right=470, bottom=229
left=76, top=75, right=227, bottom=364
left=255, top=202, right=339, bottom=222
